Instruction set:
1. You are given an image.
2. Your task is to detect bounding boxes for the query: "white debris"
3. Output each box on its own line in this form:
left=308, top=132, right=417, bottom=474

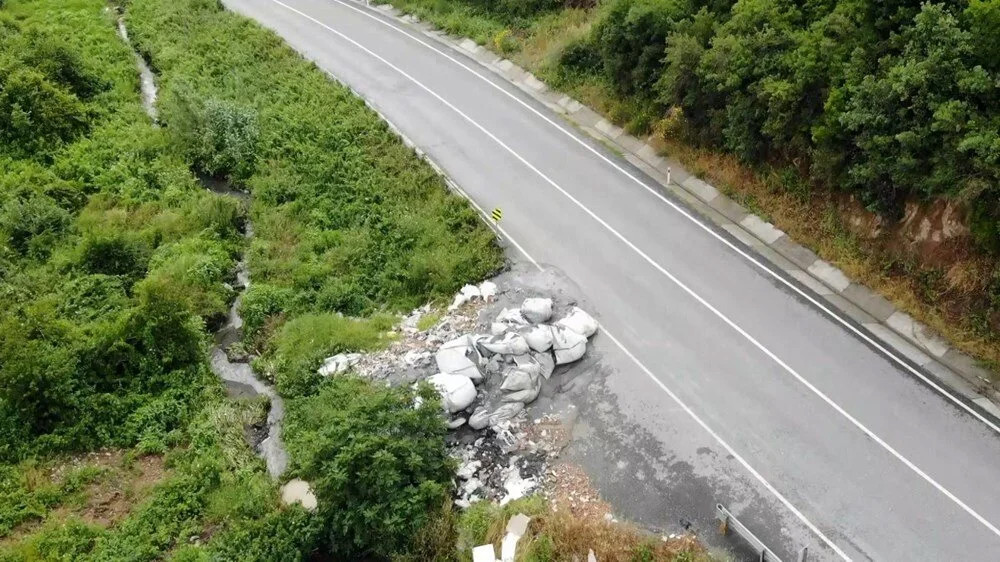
left=499, top=464, right=537, bottom=505
left=501, top=513, right=532, bottom=560
left=457, top=460, right=482, bottom=480
left=550, top=325, right=587, bottom=364
left=317, top=353, right=362, bottom=376
left=403, top=349, right=432, bottom=367
left=479, top=280, right=498, bottom=302
left=448, top=284, right=481, bottom=311
left=520, top=297, right=553, bottom=323
left=481, top=332, right=530, bottom=356
left=448, top=417, right=468, bottom=429
left=588, top=549, right=598, bottom=562
left=555, top=307, right=599, bottom=338
left=473, top=544, right=497, bottom=562
left=435, top=335, right=483, bottom=381
left=280, top=479, right=317, bottom=511
left=521, top=324, right=553, bottom=352
left=495, top=307, right=528, bottom=329
left=427, top=373, right=477, bottom=413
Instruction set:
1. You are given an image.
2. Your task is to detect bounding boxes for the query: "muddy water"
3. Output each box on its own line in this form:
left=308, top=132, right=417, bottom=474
left=115, top=18, right=158, bottom=121
left=115, top=14, right=287, bottom=479
left=204, top=181, right=289, bottom=480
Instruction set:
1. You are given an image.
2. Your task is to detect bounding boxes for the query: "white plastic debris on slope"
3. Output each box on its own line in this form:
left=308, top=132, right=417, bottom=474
left=449, top=284, right=482, bottom=311
left=520, top=297, right=553, bottom=324
left=317, top=353, right=362, bottom=376
left=280, top=479, right=317, bottom=511
left=436, top=335, right=483, bottom=381
left=500, top=513, right=531, bottom=562
left=427, top=373, right=477, bottom=413
left=550, top=325, right=587, bottom=364
left=555, top=307, right=599, bottom=338
left=479, top=280, right=498, bottom=302
left=472, top=544, right=497, bottom=562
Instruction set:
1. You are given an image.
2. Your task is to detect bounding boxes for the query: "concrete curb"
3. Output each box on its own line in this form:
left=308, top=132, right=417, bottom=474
left=363, top=2, right=1000, bottom=417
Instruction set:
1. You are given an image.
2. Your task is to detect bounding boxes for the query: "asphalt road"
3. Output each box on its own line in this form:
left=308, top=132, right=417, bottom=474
left=224, top=0, right=1000, bottom=558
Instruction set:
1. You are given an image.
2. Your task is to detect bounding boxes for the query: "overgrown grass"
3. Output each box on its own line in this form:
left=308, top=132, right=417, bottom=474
left=457, top=497, right=707, bottom=562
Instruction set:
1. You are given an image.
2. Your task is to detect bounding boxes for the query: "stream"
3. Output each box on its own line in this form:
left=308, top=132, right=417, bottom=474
left=204, top=181, right=289, bottom=480
left=115, top=17, right=158, bottom=121
left=116, top=16, right=289, bottom=479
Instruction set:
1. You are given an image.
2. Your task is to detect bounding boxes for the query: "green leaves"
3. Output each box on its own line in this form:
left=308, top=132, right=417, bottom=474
left=285, top=377, right=452, bottom=559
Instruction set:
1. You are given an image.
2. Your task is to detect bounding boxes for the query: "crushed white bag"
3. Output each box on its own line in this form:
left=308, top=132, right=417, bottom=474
left=427, top=373, right=477, bottom=413
left=555, top=307, right=598, bottom=338
left=448, top=284, right=482, bottom=311
left=480, top=332, right=530, bottom=356
left=551, top=325, right=587, bottom=364
left=500, top=366, right=538, bottom=392
left=520, top=297, right=553, bottom=324
left=435, top=336, right=483, bottom=381
left=520, top=325, right=553, bottom=352
left=502, top=385, right=540, bottom=404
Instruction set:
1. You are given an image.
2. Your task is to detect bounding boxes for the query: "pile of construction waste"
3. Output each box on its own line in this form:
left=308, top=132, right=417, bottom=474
left=314, top=281, right=599, bottom=508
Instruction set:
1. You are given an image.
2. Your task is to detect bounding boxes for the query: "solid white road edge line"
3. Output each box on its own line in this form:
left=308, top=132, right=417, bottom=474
left=330, top=0, right=1000, bottom=438
left=263, top=0, right=1000, bottom=549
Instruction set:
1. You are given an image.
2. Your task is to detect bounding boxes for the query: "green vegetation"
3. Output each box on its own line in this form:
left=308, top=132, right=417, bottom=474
left=1, top=0, right=503, bottom=558
left=284, top=377, right=454, bottom=559
left=0, top=0, right=241, bottom=462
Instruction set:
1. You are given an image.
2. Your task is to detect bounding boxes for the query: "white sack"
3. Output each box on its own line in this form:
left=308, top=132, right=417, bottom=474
left=427, top=373, right=477, bottom=413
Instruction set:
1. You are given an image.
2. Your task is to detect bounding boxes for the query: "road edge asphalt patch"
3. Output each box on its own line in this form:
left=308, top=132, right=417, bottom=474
left=351, top=0, right=1000, bottom=419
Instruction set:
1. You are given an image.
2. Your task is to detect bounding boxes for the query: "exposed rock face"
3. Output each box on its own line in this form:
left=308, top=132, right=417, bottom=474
left=840, top=195, right=972, bottom=266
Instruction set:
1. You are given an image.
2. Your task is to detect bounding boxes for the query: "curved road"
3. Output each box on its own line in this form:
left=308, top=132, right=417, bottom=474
left=224, top=0, right=1000, bottom=558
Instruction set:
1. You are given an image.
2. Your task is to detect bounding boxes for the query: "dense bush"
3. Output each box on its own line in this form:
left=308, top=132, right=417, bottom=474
left=592, top=0, right=690, bottom=95
left=164, top=89, right=260, bottom=183
left=285, top=377, right=453, bottom=559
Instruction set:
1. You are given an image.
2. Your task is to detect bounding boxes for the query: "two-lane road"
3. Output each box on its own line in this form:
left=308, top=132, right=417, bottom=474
left=224, top=0, right=1000, bottom=558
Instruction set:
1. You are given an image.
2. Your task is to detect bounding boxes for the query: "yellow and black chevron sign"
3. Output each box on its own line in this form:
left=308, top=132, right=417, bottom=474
left=491, top=207, right=503, bottom=223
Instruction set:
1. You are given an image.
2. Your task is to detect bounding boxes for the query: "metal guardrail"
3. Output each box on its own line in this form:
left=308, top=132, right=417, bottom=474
left=716, top=503, right=808, bottom=562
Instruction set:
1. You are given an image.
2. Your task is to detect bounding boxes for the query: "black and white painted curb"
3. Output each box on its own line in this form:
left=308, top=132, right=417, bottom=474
left=351, top=0, right=1000, bottom=418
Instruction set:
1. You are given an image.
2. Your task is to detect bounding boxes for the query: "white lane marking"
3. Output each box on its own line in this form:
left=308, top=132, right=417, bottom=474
left=263, top=0, right=1000, bottom=548
left=329, top=0, right=1000, bottom=437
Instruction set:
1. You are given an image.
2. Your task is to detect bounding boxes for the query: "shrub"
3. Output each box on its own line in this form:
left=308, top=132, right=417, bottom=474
left=0, top=193, right=72, bottom=257
left=240, top=283, right=294, bottom=340
left=592, top=0, right=689, bottom=95
left=0, top=66, right=88, bottom=158
left=284, top=377, right=453, bottom=559
left=78, top=231, right=151, bottom=280
left=165, top=90, right=260, bottom=183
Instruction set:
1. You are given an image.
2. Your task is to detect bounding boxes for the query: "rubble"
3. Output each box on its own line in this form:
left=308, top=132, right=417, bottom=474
left=338, top=281, right=598, bottom=511
left=317, top=352, right=362, bottom=377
